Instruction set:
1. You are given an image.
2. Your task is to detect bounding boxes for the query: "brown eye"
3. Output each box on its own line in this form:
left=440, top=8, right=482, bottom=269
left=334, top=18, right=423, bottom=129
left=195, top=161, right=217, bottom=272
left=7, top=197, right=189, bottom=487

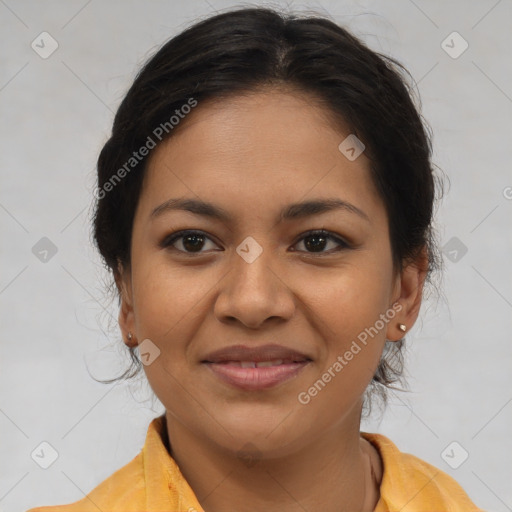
left=161, top=230, right=219, bottom=253
left=292, top=230, right=349, bottom=254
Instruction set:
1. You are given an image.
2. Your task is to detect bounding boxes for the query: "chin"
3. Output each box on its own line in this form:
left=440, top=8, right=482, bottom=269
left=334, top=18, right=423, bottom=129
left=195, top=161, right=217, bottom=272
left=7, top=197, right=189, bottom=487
left=206, top=407, right=308, bottom=455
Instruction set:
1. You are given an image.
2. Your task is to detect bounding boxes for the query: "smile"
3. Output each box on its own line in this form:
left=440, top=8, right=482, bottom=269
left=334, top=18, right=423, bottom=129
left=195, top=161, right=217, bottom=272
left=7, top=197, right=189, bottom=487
left=204, top=360, right=311, bottom=390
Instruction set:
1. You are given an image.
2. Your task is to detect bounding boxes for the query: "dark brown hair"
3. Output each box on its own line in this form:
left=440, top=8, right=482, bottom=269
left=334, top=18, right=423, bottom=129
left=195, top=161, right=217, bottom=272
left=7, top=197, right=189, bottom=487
left=92, top=6, right=443, bottom=416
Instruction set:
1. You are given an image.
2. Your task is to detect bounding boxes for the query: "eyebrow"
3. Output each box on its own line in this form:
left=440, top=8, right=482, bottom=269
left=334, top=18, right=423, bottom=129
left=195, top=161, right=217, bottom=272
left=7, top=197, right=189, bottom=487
left=150, top=197, right=370, bottom=223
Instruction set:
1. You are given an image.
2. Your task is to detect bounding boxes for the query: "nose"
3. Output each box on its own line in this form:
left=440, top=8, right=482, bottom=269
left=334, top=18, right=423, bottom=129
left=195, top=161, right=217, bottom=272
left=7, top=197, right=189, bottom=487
left=213, top=242, right=296, bottom=329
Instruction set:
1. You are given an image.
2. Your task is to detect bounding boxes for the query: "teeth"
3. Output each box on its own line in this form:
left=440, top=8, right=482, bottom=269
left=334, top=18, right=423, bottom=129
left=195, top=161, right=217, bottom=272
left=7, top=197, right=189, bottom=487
left=256, top=359, right=283, bottom=367
left=238, top=359, right=284, bottom=368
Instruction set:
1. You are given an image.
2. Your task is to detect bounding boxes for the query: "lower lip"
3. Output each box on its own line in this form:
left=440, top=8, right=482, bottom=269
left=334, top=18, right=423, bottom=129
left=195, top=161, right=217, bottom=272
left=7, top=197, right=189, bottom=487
left=204, top=362, right=310, bottom=391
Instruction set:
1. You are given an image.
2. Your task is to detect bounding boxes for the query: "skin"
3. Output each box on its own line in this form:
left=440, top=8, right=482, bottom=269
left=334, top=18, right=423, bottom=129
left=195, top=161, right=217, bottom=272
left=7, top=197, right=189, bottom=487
left=117, top=87, right=427, bottom=512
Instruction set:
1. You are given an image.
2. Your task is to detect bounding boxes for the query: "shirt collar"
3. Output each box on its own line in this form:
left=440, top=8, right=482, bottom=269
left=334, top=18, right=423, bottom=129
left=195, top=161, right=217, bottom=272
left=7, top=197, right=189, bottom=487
left=142, top=414, right=204, bottom=510
left=142, top=416, right=429, bottom=511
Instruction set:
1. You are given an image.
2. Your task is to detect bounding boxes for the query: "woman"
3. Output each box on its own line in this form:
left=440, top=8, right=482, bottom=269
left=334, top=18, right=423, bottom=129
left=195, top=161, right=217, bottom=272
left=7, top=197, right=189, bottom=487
left=28, top=6, right=484, bottom=511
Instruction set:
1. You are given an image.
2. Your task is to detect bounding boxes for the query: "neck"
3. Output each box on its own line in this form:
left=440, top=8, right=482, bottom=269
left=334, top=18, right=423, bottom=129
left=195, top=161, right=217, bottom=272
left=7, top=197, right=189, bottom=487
left=164, top=412, right=380, bottom=512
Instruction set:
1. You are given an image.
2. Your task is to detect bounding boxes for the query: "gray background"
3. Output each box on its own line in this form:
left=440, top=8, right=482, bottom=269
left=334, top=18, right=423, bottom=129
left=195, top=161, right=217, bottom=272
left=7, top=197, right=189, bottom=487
left=1, top=0, right=511, bottom=510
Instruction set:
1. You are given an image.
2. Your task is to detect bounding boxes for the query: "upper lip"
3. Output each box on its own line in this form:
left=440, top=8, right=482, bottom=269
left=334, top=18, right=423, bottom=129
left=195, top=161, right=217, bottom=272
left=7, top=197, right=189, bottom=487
left=202, top=344, right=312, bottom=363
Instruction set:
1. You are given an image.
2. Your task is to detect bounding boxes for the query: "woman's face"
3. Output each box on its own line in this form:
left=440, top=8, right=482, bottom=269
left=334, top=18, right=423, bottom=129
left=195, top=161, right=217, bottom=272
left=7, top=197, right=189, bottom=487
left=118, top=89, right=422, bottom=457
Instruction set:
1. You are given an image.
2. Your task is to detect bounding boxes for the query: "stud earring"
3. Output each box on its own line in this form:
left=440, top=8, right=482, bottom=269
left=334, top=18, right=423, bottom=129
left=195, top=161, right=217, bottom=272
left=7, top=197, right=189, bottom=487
left=127, top=332, right=133, bottom=342
left=398, top=324, right=407, bottom=333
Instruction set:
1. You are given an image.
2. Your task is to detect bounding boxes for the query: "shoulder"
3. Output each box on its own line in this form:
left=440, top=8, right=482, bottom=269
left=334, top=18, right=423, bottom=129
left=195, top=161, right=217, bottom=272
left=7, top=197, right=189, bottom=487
left=26, top=415, right=200, bottom=512
left=26, top=451, right=146, bottom=512
left=361, top=432, right=484, bottom=511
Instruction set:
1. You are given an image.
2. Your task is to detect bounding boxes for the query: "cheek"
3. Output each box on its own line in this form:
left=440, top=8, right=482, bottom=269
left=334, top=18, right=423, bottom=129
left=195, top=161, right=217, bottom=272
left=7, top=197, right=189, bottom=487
left=306, top=262, right=393, bottom=385
left=132, top=259, right=214, bottom=341
left=306, top=261, right=393, bottom=333
left=297, top=272, right=390, bottom=420
left=132, top=261, right=208, bottom=412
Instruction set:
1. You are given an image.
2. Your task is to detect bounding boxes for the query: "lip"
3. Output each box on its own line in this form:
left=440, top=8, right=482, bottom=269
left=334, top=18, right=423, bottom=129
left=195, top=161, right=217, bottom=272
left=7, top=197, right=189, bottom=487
left=202, top=344, right=312, bottom=391
left=202, top=344, right=311, bottom=364
left=205, top=361, right=311, bottom=390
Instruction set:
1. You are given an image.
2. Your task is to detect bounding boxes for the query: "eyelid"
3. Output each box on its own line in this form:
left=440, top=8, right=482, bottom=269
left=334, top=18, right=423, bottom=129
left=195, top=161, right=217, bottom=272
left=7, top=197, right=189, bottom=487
left=160, top=229, right=351, bottom=254
left=159, top=229, right=221, bottom=252
left=291, top=229, right=350, bottom=251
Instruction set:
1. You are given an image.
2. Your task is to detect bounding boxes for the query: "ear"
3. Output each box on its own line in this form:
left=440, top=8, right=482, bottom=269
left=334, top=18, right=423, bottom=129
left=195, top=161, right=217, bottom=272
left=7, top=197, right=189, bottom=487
left=386, top=247, right=428, bottom=341
left=115, top=259, right=138, bottom=348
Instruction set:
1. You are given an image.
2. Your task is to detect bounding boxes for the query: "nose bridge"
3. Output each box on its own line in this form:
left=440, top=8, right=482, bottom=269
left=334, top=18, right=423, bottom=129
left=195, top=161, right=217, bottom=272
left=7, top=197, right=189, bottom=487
left=231, top=235, right=279, bottom=298
left=214, top=235, right=294, bottom=327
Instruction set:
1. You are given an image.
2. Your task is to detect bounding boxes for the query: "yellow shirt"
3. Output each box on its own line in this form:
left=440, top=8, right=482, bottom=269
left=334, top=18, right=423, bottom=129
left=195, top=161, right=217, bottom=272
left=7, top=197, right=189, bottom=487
left=27, top=415, right=484, bottom=512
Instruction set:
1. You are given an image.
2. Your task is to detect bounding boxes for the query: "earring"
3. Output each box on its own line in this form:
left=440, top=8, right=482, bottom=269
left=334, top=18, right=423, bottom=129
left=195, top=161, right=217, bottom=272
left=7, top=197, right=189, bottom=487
left=398, top=324, right=407, bottom=333
left=127, top=332, right=133, bottom=342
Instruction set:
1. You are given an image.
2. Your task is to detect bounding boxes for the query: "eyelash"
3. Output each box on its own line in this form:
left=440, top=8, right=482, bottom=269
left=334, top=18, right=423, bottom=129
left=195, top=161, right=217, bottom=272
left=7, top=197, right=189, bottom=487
left=160, top=229, right=350, bottom=256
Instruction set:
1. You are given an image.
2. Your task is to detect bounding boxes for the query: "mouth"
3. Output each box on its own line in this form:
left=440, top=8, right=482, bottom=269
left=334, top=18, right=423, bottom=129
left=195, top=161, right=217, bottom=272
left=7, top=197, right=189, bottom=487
left=212, top=359, right=304, bottom=367
left=202, top=344, right=312, bottom=391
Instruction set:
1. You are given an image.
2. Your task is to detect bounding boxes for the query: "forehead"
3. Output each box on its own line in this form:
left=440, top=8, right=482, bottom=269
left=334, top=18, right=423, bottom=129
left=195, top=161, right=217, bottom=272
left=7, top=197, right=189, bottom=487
left=155, top=87, right=352, bottom=157
left=139, top=89, right=383, bottom=221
